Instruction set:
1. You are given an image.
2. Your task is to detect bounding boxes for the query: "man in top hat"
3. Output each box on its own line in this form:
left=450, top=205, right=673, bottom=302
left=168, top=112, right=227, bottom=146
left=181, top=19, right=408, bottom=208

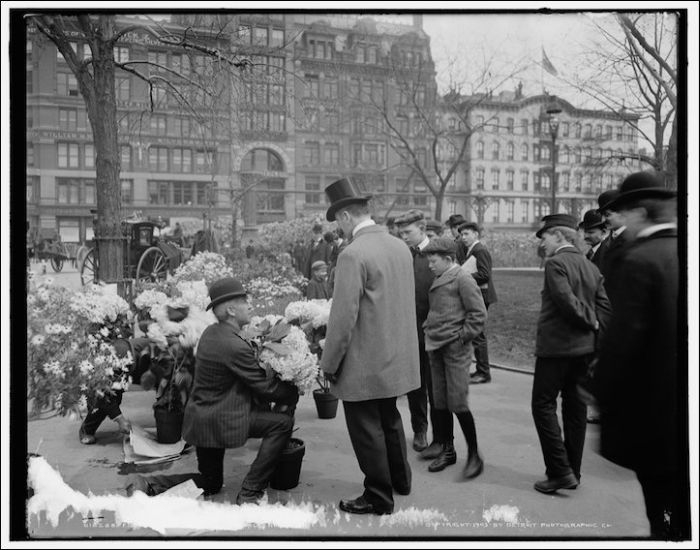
left=425, top=219, right=444, bottom=239
left=457, top=222, right=497, bottom=384
left=597, top=189, right=633, bottom=308
left=593, top=172, right=688, bottom=539
left=394, top=210, right=453, bottom=464
left=182, top=277, right=300, bottom=504
left=445, top=214, right=468, bottom=264
left=531, top=214, right=611, bottom=494
left=321, top=178, right=420, bottom=515
left=305, top=222, right=333, bottom=279
left=579, top=209, right=609, bottom=270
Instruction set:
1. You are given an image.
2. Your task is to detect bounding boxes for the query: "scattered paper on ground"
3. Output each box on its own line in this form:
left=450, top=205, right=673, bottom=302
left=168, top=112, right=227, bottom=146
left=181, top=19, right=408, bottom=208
left=483, top=504, right=520, bottom=524
left=27, top=456, right=324, bottom=534
left=122, top=426, right=186, bottom=465
left=157, top=479, right=202, bottom=500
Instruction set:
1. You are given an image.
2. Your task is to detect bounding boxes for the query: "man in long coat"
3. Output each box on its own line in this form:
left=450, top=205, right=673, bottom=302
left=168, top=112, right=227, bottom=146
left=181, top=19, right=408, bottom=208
left=321, top=178, right=420, bottom=515
left=578, top=209, right=609, bottom=270
left=182, top=277, right=299, bottom=504
left=594, top=172, right=688, bottom=540
left=597, top=189, right=633, bottom=308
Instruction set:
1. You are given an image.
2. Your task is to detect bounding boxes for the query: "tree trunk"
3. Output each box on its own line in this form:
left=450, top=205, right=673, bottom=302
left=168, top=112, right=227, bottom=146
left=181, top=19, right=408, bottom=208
left=665, top=114, right=677, bottom=190
left=83, top=18, right=124, bottom=290
left=433, top=188, right=446, bottom=221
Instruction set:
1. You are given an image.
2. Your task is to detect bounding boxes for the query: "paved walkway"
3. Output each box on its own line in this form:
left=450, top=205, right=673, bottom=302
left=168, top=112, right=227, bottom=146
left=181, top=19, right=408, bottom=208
left=27, top=368, right=649, bottom=539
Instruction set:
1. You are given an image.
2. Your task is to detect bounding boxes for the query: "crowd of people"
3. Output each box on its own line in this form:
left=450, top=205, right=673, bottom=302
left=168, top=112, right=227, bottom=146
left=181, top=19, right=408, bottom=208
left=120, top=171, right=685, bottom=539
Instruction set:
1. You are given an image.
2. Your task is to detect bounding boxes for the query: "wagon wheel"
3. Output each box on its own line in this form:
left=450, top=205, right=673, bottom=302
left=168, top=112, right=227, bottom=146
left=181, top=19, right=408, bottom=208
left=80, top=249, right=98, bottom=286
left=136, top=247, right=169, bottom=283
left=50, top=256, right=64, bottom=272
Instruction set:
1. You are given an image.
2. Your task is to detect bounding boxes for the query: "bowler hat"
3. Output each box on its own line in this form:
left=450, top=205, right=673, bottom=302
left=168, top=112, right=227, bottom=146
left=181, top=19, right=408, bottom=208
left=457, top=221, right=480, bottom=234
left=605, top=171, right=676, bottom=211
left=536, top=213, right=579, bottom=238
left=325, top=178, right=372, bottom=222
left=394, top=209, right=425, bottom=227
left=423, top=236, right=457, bottom=256
left=425, top=219, right=443, bottom=232
left=445, top=214, right=466, bottom=228
left=578, top=209, right=607, bottom=231
left=206, top=277, right=247, bottom=310
left=597, top=190, right=620, bottom=213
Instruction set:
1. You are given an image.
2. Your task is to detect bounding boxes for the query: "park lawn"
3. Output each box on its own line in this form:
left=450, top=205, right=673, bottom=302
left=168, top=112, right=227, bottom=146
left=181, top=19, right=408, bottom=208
left=486, top=270, right=544, bottom=372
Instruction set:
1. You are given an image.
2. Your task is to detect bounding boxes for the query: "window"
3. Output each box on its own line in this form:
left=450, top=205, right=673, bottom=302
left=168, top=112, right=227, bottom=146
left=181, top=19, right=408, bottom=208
left=506, top=118, right=514, bottom=134
left=150, top=115, right=166, bottom=135
left=542, top=145, right=550, bottom=161
left=475, top=168, right=485, bottom=190
left=492, top=117, right=500, bottom=133
left=520, top=170, right=529, bottom=191
left=172, top=148, right=192, bottom=173
left=575, top=173, right=582, bottom=192
left=27, top=66, right=33, bottom=94
left=532, top=120, right=541, bottom=136
left=574, top=122, right=581, bottom=138
left=605, top=125, right=612, bottom=139
left=521, top=199, right=529, bottom=223
left=27, top=142, right=34, bottom=167
left=121, top=145, right=132, bottom=170
left=561, top=122, right=569, bottom=137
left=257, top=179, right=285, bottom=212
left=121, top=179, right=133, bottom=205
left=304, top=141, right=320, bottom=165
left=253, top=27, right=269, bottom=46
left=476, top=141, right=484, bottom=159
left=148, top=180, right=169, bottom=204
left=372, top=80, right=383, bottom=103
left=238, top=25, right=251, bottom=43
left=520, top=119, right=528, bottom=135
left=57, top=42, right=79, bottom=61
left=57, top=143, right=79, bottom=168
left=305, top=74, right=319, bottom=97
left=323, top=79, right=338, bottom=99
left=505, top=200, right=515, bottom=223
left=270, top=112, right=285, bottom=132
left=616, top=126, right=623, bottom=141
left=149, top=147, right=168, bottom=172
left=57, top=73, right=79, bottom=96
left=305, top=175, right=321, bottom=204
left=595, top=124, right=602, bottom=138
left=84, top=144, right=94, bottom=169
left=506, top=170, right=514, bottom=190
left=491, top=201, right=500, bottom=223
left=491, top=169, right=500, bottom=190
left=148, top=50, right=168, bottom=70
left=270, top=29, right=284, bottom=47
left=59, top=109, right=77, bottom=131
left=542, top=172, right=550, bottom=190
left=533, top=144, right=540, bottom=161
left=561, top=172, right=570, bottom=192
left=84, top=181, right=95, bottom=204
left=521, top=144, right=528, bottom=161
left=507, top=142, right=514, bottom=161
left=116, top=77, right=130, bottom=101
left=561, top=145, right=569, bottom=164
left=57, top=178, right=81, bottom=204
left=324, top=143, right=339, bottom=165
left=195, top=150, right=214, bottom=173
left=533, top=172, right=541, bottom=191
left=604, top=173, right=613, bottom=189
left=113, top=46, right=129, bottom=63
left=584, top=124, right=592, bottom=138
left=27, top=176, right=38, bottom=202
left=574, top=147, right=582, bottom=164
left=367, top=46, right=377, bottom=64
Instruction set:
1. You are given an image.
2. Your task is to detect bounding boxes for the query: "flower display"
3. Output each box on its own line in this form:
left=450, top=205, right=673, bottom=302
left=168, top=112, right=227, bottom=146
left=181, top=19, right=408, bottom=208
left=170, top=251, right=233, bottom=286
left=284, top=299, right=332, bottom=329
left=69, top=284, right=132, bottom=326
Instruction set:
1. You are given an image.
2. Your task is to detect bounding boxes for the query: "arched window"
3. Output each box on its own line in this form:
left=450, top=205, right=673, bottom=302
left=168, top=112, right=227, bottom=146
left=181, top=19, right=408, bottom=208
left=476, top=141, right=484, bottom=159
left=492, top=141, right=500, bottom=160
left=241, top=148, right=285, bottom=172
left=507, top=142, right=514, bottom=161
left=521, top=143, right=528, bottom=161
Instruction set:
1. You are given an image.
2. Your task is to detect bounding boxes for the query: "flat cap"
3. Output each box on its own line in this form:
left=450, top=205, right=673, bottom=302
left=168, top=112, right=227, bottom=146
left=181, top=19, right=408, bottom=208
left=457, top=221, right=480, bottom=233
left=425, top=219, right=443, bottom=232
left=394, top=209, right=425, bottom=227
left=311, top=260, right=328, bottom=271
left=423, top=236, right=457, bottom=255
left=536, top=213, right=579, bottom=238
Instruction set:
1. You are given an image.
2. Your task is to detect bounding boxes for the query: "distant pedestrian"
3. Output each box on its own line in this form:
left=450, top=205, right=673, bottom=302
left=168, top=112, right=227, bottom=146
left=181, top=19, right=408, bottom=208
left=444, top=214, right=467, bottom=264
left=578, top=210, right=609, bottom=270
left=422, top=236, right=487, bottom=479
left=245, top=240, right=256, bottom=259
left=424, top=219, right=444, bottom=239
left=531, top=214, right=611, bottom=494
left=305, top=223, right=332, bottom=279
left=306, top=260, right=330, bottom=300
left=593, top=172, right=688, bottom=540
left=597, top=190, right=633, bottom=308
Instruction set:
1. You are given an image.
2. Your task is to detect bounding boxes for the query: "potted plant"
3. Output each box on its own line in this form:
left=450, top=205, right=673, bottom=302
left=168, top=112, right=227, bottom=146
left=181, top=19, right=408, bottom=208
left=312, top=370, right=339, bottom=419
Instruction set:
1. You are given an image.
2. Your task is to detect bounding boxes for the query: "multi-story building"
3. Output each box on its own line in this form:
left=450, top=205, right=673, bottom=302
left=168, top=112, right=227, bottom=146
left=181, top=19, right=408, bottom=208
left=439, top=88, right=643, bottom=229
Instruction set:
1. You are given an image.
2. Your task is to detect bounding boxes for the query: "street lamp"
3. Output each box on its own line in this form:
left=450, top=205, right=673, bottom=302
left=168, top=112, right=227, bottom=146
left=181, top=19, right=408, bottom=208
left=546, top=103, right=562, bottom=214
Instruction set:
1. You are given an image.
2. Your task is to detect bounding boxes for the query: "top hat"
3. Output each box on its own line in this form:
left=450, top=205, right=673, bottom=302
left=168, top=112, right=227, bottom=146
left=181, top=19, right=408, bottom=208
left=445, top=214, right=466, bottom=228
left=597, top=190, right=620, bottom=213
left=578, top=209, right=607, bottom=231
left=394, top=209, right=425, bottom=227
left=536, top=213, right=579, bottom=238
left=423, top=236, right=457, bottom=255
left=457, top=221, right=480, bottom=234
left=206, top=277, right=247, bottom=310
left=604, top=171, right=676, bottom=211
left=325, top=178, right=372, bottom=222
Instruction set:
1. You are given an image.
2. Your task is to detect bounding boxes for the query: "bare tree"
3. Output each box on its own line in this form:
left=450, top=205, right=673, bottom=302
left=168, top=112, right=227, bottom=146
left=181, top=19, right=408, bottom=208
left=30, top=14, right=251, bottom=292
left=569, top=12, right=678, bottom=188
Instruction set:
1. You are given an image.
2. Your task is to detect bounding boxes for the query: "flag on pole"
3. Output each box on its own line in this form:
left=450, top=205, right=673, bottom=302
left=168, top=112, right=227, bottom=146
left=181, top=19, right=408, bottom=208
left=541, top=47, right=559, bottom=76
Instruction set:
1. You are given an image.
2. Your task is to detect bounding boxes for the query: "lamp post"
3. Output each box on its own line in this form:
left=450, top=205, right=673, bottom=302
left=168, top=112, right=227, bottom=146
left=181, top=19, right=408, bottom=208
left=546, top=103, right=562, bottom=213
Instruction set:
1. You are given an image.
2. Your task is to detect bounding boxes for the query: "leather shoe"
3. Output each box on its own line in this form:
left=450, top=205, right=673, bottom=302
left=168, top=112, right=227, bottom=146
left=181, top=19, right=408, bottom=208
left=463, top=453, right=484, bottom=480
left=412, top=431, right=428, bottom=452
left=236, top=489, right=264, bottom=505
left=419, top=441, right=445, bottom=460
left=428, top=445, right=457, bottom=472
left=79, top=425, right=96, bottom=445
left=339, top=496, right=392, bottom=515
left=534, top=473, right=579, bottom=494
left=470, top=374, right=491, bottom=384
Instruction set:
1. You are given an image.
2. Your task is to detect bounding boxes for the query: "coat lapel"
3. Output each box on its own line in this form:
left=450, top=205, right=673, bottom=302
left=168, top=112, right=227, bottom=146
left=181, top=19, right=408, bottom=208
left=430, top=265, right=459, bottom=291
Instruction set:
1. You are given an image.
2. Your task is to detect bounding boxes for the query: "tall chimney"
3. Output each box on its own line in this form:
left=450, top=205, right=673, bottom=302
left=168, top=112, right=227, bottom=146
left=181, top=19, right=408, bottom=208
left=412, top=14, right=423, bottom=30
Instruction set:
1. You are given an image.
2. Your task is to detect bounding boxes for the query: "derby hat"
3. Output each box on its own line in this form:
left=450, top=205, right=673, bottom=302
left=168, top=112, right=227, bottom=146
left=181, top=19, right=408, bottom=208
left=325, top=178, right=372, bottom=222
left=423, top=236, right=457, bottom=255
left=394, top=209, right=425, bottom=227
left=604, top=171, right=676, bottom=211
left=206, top=277, right=247, bottom=310
left=457, top=221, right=480, bottom=234
left=597, top=190, right=620, bottom=213
left=425, top=219, right=444, bottom=232
left=536, top=213, right=579, bottom=238
left=445, top=214, right=466, bottom=228
left=578, top=209, right=607, bottom=231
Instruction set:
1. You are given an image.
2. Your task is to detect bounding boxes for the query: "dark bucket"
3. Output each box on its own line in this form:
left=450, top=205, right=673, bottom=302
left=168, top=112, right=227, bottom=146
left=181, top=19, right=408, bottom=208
left=154, top=408, right=184, bottom=444
left=269, top=438, right=305, bottom=490
left=313, top=389, right=339, bottom=419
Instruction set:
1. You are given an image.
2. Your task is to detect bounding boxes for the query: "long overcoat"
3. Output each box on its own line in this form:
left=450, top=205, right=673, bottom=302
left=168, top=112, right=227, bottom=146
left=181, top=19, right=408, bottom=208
left=182, top=322, right=298, bottom=448
left=466, top=241, right=498, bottom=306
left=321, top=224, right=420, bottom=401
left=599, top=229, right=633, bottom=308
left=594, top=228, right=681, bottom=475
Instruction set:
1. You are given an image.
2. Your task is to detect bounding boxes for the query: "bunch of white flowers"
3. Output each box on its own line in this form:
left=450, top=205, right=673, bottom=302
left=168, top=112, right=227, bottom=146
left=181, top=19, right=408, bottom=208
left=258, top=325, right=319, bottom=393
left=170, top=280, right=210, bottom=311
left=171, top=252, right=233, bottom=286
left=133, top=289, right=168, bottom=311
left=69, top=285, right=131, bottom=324
left=44, top=324, right=72, bottom=335
left=248, top=277, right=302, bottom=301
left=284, top=299, right=332, bottom=328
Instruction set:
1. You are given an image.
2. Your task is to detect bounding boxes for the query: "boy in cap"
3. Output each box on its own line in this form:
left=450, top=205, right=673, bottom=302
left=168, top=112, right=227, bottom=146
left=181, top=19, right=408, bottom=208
left=394, top=210, right=453, bottom=459
left=306, top=260, right=331, bottom=300
left=425, top=219, right=444, bottom=239
left=593, top=172, right=688, bottom=539
left=531, top=214, right=611, bottom=494
left=422, top=236, right=487, bottom=478
left=445, top=214, right=468, bottom=264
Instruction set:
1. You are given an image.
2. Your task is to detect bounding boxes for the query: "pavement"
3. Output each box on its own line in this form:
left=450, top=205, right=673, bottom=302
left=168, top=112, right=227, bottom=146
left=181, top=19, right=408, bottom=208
left=26, top=368, right=650, bottom=539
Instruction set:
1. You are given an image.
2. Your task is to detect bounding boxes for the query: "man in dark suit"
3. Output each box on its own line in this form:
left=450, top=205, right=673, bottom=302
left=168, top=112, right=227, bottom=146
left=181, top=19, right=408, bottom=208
left=578, top=209, right=609, bottom=270
left=457, top=222, right=497, bottom=384
left=445, top=214, right=468, bottom=264
left=395, top=210, right=453, bottom=465
left=597, top=190, right=633, bottom=308
left=321, top=178, right=420, bottom=515
left=182, top=278, right=299, bottom=504
left=594, top=172, right=688, bottom=540
left=305, top=223, right=332, bottom=278
left=532, top=214, right=611, bottom=494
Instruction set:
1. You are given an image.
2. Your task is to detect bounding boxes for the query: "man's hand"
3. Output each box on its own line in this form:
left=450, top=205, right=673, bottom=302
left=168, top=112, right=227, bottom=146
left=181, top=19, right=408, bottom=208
left=324, top=372, right=338, bottom=384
